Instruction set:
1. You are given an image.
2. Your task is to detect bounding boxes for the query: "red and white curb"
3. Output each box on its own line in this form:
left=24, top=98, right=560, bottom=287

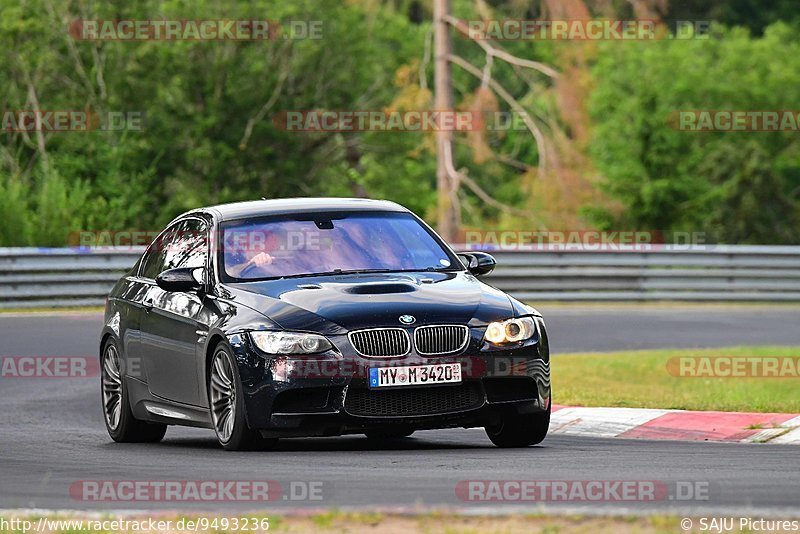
left=550, top=405, right=800, bottom=444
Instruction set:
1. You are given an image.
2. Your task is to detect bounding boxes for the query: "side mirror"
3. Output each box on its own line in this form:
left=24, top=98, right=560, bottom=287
left=457, top=252, right=496, bottom=277
left=156, top=267, right=204, bottom=292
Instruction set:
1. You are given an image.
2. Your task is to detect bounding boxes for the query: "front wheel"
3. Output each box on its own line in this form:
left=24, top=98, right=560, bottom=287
left=101, top=337, right=167, bottom=443
left=209, top=343, right=277, bottom=451
left=485, top=404, right=550, bottom=448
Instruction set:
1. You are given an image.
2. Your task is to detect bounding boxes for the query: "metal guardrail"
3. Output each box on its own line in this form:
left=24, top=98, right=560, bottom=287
left=0, top=248, right=143, bottom=308
left=1, top=245, right=800, bottom=308
left=485, top=246, right=800, bottom=301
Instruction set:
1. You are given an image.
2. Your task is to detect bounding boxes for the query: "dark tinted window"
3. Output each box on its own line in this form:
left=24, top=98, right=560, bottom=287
left=140, top=218, right=208, bottom=279
left=169, top=218, right=208, bottom=270
left=139, top=223, right=179, bottom=279
left=220, top=212, right=456, bottom=280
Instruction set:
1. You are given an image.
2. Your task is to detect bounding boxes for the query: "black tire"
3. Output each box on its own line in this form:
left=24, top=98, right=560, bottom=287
left=209, top=342, right=278, bottom=451
left=101, top=337, right=167, bottom=443
left=485, top=404, right=550, bottom=448
left=364, top=429, right=415, bottom=439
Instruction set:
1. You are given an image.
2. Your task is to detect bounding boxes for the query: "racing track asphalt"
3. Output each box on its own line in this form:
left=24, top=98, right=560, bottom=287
left=0, top=306, right=798, bottom=514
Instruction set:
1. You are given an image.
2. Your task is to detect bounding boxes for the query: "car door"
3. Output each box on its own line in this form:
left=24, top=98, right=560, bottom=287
left=139, top=217, right=210, bottom=406
left=124, top=222, right=182, bottom=385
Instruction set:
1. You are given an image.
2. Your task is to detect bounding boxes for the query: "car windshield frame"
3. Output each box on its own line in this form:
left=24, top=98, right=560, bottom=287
left=216, top=209, right=464, bottom=283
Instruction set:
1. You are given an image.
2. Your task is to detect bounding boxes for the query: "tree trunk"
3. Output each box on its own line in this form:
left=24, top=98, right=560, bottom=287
left=433, top=0, right=459, bottom=242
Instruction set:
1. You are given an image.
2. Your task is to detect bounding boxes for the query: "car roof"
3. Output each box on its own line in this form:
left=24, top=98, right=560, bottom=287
left=185, top=197, right=409, bottom=222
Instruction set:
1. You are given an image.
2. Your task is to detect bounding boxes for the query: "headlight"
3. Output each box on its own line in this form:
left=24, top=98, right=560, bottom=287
left=250, top=331, right=333, bottom=355
left=483, top=317, right=536, bottom=345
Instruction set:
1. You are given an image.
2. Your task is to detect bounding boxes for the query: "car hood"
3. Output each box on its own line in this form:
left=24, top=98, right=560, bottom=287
left=222, top=271, right=514, bottom=334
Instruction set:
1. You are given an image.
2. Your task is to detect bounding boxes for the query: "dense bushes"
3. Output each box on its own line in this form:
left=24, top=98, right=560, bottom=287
left=1, top=1, right=798, bottom=245
left=589, top=24, right=800, bottom=243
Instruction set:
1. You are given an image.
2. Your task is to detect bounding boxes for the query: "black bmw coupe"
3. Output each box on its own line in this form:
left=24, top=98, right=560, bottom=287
left=100, top=198, right=551, bottom=450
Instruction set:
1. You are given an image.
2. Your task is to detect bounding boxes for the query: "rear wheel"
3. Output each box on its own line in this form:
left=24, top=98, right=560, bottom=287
left=209, top=343, right=277, bottom=451
left=485, top=403, right=550, bottom=448
left=101, top=338, right=167, bottom=443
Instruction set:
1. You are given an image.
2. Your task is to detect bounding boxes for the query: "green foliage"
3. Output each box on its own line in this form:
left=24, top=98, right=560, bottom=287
left=588, top=23, right=800, bottom=243
left=2, top=0, right=798, bottom=246
left=0, top=172, right=33, bottom=245
left=0, top=0, right=431, bottom=244
left=665, top=0, right=800, bottom=36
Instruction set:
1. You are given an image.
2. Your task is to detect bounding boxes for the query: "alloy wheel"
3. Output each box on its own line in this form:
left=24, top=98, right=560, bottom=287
left=101, top=343, right=123, bottom=431
left=210, top=349, right=236, bottom=443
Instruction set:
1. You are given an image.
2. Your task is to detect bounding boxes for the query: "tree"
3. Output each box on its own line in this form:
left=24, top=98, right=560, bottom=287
left=432, top=0, right=562, bottom=241
left=588, top=23, right=800, bottom=243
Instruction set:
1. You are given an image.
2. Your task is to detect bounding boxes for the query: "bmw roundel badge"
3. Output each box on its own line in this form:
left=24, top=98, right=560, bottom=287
left=399, top=314, right=416, bottom=325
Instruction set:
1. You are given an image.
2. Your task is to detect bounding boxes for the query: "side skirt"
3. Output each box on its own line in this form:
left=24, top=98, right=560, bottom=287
left=126, top=377, right=213, bottom=429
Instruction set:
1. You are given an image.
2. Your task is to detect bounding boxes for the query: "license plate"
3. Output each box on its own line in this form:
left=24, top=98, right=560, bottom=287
left=368, top=363, right=462, bottom=388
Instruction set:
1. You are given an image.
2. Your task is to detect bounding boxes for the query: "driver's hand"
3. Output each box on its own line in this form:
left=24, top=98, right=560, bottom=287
left=250, top=252, right=273, bottom=266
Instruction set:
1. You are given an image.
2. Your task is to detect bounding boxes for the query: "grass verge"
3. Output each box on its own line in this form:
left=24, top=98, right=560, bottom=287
left=553, top=346, right=800, bottom=413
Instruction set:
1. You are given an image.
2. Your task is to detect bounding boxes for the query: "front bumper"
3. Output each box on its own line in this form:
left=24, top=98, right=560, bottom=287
left=228, top=320, right=551, bottom=438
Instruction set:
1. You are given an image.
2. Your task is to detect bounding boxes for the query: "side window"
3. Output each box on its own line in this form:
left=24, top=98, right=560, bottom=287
left=139, top=219, right=208, bottom=279
left=139, top=223, right=180, bottom=280
left=168, top=218, right=208, bottom=270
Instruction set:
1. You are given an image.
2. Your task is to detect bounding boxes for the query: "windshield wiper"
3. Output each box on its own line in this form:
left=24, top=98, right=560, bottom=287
left=242, top=267, right=454, bottom=282
left=273, top=268, right=395, bottom=280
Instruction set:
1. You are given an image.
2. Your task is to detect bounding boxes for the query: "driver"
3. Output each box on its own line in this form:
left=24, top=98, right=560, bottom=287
left=226, top=228, right=278, bottom=278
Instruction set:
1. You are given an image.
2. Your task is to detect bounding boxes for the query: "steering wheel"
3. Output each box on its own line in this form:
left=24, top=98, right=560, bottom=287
left=239, top=261, right=261, bottom=277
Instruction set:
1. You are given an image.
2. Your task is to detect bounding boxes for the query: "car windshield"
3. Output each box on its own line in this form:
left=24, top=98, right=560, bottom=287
left=220, top=211, right=458, bottom=281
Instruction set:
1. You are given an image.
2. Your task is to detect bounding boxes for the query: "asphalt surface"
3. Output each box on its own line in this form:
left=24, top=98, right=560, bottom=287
left=1, top=307, right=799, bottom=514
